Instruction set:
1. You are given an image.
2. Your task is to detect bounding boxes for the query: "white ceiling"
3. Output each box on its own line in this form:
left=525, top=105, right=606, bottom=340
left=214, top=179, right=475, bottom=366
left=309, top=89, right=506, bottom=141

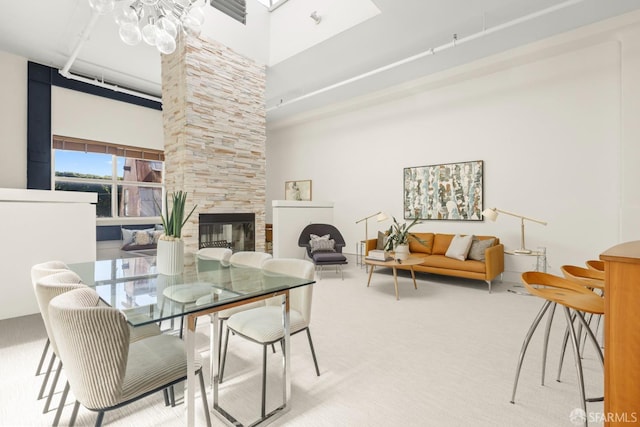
left=1, top=0, right=640, bottom=124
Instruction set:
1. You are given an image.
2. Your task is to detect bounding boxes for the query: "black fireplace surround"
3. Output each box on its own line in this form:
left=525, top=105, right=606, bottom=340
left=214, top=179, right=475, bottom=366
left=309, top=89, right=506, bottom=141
left=199, top=213, right=255, bottom=252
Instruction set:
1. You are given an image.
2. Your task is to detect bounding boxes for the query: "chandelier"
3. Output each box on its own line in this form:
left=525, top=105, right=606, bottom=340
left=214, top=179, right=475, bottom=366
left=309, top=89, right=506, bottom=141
left=88, top=0, right=207, bottom=55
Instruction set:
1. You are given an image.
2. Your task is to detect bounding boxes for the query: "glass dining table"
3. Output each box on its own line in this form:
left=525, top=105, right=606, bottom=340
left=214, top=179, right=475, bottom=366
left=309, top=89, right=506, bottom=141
left=68, top=253, right=315, bottom=427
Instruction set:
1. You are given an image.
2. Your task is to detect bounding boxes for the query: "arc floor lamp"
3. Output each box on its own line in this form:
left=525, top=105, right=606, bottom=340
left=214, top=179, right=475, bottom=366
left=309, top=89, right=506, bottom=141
left=356, top=211, right=389, bottom=245
left=482, top=208, right=547, bottom=254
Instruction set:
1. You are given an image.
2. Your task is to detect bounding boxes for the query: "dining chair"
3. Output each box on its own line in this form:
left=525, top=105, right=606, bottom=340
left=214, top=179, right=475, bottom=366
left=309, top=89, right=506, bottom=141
left=33, top=270, right=85, bottom=418
left=196, top=251, right=273, bottom=361
left=160, top=248, right=233, bottom=337
left=511, top=272, right=604, bottom=427
left=31, top=260, right=70, bottom=379
left=48, top=287, right=211, bottom=427
left=220, top=258, right=319, bottom=418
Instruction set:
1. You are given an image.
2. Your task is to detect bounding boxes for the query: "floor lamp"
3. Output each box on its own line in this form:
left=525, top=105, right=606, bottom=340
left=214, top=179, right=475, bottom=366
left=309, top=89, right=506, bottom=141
left=355, top=211, right=389, bottom=247
left=482, top=207, right=547, bottom=254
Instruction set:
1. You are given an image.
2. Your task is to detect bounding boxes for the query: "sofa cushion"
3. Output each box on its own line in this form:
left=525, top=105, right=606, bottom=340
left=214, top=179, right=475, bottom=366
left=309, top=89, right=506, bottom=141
left=467, top=238, right=496, bottom=261
left=422, top=254, right=486, bottom=274
left=432, top=234, right=455, bottom=255
left=445, top=234, right=474, bottom=260
left=409, top=233, right=434, bottom=255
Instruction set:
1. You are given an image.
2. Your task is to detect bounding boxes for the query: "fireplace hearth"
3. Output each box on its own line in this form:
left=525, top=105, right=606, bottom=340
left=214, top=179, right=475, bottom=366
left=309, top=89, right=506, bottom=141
left=199, top=213, right=255, bottom=252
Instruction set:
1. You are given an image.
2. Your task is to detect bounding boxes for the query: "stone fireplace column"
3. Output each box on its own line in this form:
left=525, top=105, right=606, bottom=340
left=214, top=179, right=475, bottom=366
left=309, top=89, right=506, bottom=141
left=161, top=34, right=266, bottom=254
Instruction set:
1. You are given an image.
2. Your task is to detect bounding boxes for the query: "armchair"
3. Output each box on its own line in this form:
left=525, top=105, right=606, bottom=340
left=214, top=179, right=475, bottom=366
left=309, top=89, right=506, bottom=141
left=298, top=223, right=348, bottom=279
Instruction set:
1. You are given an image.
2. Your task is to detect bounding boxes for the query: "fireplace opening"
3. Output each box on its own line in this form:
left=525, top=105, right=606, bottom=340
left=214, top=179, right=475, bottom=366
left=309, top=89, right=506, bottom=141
left=199, top=213, right=255, bottom=252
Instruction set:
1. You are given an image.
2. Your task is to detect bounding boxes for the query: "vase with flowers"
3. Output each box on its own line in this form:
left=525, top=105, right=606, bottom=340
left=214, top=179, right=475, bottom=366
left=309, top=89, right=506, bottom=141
left=156, top=191, right=197, bottom=275
left=384, top=216, right=423, bottom=261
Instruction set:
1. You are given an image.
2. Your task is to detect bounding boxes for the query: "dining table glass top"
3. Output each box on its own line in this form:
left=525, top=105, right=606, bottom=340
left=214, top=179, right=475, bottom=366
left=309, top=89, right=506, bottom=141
left=68, top=254, right=313, bottom=326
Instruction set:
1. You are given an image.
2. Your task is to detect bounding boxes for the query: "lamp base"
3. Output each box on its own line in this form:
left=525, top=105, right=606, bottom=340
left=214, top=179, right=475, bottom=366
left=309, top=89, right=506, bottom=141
left=513, top=249, right=532, bottom=254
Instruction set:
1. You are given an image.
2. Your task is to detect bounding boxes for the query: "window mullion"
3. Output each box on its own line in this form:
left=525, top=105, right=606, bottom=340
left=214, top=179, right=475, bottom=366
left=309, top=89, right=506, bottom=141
left=112, top=154, right=119, bottom=219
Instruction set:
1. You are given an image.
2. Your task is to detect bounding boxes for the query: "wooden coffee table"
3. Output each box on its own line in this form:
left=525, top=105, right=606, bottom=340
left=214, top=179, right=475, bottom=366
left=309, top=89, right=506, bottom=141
left=365, top=255, right=425, bottom=300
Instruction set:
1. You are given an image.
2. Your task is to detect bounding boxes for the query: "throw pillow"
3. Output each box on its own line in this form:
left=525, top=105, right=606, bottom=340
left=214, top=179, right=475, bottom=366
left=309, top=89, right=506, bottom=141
left=376, top=231, right=388, bottom=250
left=310, top=238, right=336, bottom=253
left=310, top=233, right=330, bottom=241
left=445, top=234, right=474, bottom=261
left=133, top=229, right=153, bottom=246
left=467, top=238, right=495, bottom=261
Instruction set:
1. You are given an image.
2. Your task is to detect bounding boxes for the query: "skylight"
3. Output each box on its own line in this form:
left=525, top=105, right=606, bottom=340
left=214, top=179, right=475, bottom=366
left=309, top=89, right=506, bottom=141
left=255, top=0, right=290, bottom=12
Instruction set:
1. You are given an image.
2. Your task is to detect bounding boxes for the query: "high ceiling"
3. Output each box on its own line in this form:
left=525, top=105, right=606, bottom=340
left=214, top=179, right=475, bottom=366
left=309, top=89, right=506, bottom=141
left=2, top=0, right=640, bottom=124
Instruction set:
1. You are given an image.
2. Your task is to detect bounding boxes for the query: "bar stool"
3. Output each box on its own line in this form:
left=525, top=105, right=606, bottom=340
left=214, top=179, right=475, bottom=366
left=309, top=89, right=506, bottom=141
left=585, top=259, right=604, bottom=272
left=558, top=265, right=605, bottom=382
left=511, top=272, right=604, bottom=427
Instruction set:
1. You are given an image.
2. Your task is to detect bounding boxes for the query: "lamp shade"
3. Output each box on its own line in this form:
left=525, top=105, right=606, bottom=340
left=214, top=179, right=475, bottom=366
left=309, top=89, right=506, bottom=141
left=376, top=212, right=389, bottom=222
left=482, top=208, right=498, bottom=222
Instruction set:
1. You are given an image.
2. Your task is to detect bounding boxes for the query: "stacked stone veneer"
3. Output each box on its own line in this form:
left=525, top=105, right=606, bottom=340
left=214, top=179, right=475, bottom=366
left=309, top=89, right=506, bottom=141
left=161, top=34, right=266, bottom=254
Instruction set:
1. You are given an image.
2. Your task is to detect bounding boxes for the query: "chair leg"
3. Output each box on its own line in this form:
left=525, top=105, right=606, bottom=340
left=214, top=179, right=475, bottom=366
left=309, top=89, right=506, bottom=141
left=198, top=369, right=212, bottom=427
left=306, top=328, right=321, bottom=376
left=44, top=359, right=63, bottom=413
left=261, top=344, right=267, bottom=419
left=541, top=302, right=557, bottom=386
left=510, top=300, right=552, bottom=404
left=38, top=352, right=56, bottom=400
left=220, top=326, right=231, bottom=383
left=69, top=401, right=80, bottom=427
left=52, top=381, right=70, bottom=427
left=562, top=306, right=588, bottom=427
left=95, top=410, right=105, bottom=427
left=36, top=338, right=50, bottom=376
left=218, top=319, right=225, bottom=367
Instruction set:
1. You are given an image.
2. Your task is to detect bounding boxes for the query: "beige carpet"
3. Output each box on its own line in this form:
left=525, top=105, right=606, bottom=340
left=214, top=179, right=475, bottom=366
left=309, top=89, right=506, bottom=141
left=0, top=256, right=604, bottom=426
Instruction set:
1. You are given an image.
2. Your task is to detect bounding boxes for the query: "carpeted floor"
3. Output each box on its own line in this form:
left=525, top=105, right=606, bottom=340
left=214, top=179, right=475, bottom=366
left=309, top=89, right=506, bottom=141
left=0, top=255, right=604, bottom=426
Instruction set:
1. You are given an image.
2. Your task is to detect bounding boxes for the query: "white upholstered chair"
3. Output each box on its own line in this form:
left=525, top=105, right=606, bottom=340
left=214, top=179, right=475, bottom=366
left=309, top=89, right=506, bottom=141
left=48, top=287, right=211, bottom=427
left=160, top=248, right=233, bottom=337
left=31, top=260, right=70, bottom=380
left=195, top=251, right=273, bottom=361
left=33, top=270, right=85, bottom=419
left=220, top=258, right=319, bottom=418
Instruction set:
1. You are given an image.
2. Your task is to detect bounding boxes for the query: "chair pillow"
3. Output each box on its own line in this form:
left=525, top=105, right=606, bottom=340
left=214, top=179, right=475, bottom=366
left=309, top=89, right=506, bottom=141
left=445, top=234, right=474, bottom=261
left=309, top=238, right=336, bottom=253
left=467, top=238, right=495, bottom=261
left=310, top=233, right=330, bottom=241
left=376, top=231, right=388, bottom=250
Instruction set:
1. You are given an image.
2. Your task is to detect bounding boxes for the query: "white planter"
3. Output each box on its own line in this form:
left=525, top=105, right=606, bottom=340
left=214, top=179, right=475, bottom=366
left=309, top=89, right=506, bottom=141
left=394, top=244, right=410, bottom=261
left=157, top=238, right=184, bottom=275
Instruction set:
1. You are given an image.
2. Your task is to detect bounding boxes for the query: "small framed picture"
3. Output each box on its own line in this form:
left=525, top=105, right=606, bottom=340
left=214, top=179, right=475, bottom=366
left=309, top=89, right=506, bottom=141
left=285, top=180, right=312, bottom=201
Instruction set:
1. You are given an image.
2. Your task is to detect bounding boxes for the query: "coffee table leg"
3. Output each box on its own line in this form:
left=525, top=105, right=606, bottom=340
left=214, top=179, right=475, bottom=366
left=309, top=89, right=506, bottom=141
left=392, top=267, right=399, bottom=300
left=367, top=264, right=375, bottom=287
left=410, top=267, right=417, bottom=290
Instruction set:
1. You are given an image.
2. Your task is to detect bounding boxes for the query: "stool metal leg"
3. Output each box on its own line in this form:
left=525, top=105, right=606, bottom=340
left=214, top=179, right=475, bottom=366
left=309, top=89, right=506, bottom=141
left=511, top=300, right=552, bottom=403
left=541, top=302, right=557, bottom=386
left=562, top=306, right=588, bottom=427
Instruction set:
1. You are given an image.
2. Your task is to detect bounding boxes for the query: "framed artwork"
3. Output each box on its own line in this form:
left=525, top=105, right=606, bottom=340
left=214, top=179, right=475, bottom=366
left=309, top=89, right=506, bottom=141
left=403, top=160, right=483, bottom=221
left=285, top=180, right=312, bottom=201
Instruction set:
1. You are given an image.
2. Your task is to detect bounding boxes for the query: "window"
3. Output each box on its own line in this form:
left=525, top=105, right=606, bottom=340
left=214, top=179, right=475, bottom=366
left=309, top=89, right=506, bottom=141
left=52, top=135, right=164, bottom=221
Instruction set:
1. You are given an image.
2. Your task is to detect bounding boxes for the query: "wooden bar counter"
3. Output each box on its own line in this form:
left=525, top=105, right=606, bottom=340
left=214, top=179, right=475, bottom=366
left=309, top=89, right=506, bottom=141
left=600, top=241, right=640, bottom=425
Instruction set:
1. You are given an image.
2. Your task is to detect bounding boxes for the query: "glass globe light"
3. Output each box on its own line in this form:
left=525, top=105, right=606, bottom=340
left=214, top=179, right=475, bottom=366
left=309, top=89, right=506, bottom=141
left=113, top=2, right=138, bottom=26
left=181, top=14, right=202, bottom=37
left=187, top=6, right=205, bottom=26
left=175, top=0, right=192, bottom=8
left=140, top=0, right=159, bottom=5
left=157, top=17, right=178, bottom=39
left=156, top=30, right=177, bottom=55
left=119, top=23, right=142, bottom=45
left=88, top=0, right=116, bottom=14
left=142, top=20, right=159, bottom=46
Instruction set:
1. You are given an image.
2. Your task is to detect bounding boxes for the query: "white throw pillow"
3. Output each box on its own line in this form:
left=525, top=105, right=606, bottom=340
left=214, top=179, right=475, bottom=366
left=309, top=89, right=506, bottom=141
left=445, top=234, right=474, bottom=261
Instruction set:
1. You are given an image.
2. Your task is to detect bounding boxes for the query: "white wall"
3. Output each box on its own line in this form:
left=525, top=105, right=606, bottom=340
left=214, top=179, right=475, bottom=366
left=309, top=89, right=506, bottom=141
left=0, top=51, right=27, bottom=188
left=266, top=19, right=640, bottom=279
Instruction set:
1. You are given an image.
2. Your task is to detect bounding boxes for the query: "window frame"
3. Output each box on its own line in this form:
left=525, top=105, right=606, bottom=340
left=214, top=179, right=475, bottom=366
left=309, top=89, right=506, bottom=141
left=52, top=135, right=165, bottom=226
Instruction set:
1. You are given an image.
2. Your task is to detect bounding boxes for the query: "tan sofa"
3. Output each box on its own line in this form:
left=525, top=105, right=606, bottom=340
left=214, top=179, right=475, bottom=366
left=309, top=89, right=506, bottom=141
left=366, top=233, right=504, bottom=292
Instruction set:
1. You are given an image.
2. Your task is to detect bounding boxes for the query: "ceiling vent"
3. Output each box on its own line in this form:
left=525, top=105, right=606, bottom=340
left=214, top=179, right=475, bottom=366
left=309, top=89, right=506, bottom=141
left=210, top=0, right=247, bottom=25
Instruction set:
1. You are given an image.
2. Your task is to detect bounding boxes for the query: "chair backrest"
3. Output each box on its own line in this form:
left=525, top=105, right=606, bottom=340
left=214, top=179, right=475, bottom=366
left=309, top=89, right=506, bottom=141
left=230, top=251, right=273, bottom=268
left=31, top=260, right=69, bottom=286
left=197, top=247, right=233, bottom=262
left=34, top=271, right=86, bottom=355
left=298, top=223, right=346, bottom=258
left=48, top=287, right=130, bottom=410
left=262, top=258, right=315, bottom=323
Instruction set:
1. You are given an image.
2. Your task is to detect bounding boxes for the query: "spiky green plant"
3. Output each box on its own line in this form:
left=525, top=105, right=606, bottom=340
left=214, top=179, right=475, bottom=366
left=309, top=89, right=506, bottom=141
left=383, top=216, right=424, bottom=251
left=158, top=191, right=197, bottom=239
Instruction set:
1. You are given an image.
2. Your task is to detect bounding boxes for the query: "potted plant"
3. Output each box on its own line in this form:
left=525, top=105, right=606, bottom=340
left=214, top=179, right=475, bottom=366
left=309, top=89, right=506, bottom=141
left=384, top=216, right=423, bottom=261
left=156, top=191, right=197, bottom=275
